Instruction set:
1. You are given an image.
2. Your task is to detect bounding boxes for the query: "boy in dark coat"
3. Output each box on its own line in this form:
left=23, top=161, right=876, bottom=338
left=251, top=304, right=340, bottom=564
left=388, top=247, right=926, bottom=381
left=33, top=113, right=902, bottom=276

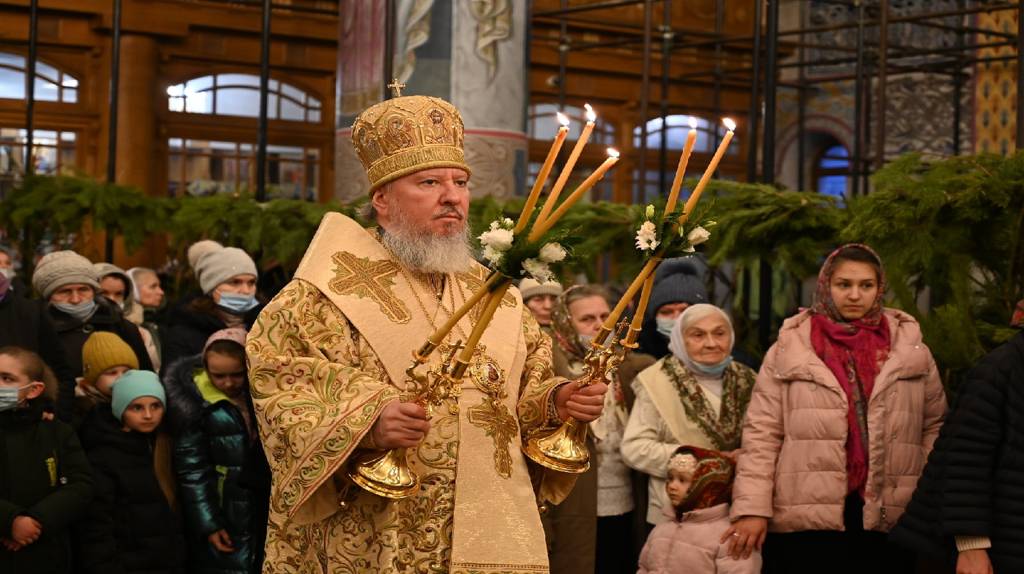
left=77, top=370, right=185, bottom=574
left=0, top=346, right=93, bottom=574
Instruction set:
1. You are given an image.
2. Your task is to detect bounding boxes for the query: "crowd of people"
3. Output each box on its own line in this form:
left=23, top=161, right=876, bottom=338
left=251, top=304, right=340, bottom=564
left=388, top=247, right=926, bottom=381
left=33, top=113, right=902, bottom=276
left=0, top=236, right=1021, bottom=574
left=0, top=241, right=269, bottom=574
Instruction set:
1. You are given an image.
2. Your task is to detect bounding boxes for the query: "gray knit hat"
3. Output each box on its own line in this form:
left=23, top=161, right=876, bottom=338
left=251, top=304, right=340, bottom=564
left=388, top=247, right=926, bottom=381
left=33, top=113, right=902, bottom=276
left=187, top=240, right=223, bottom=271
left=32, top=250, right=100, bottom=300
left=519, top=278, right=563, bottom=301
left=195, top=246, right=258, bottom=294
left=646, top=257, right=708, bottom=320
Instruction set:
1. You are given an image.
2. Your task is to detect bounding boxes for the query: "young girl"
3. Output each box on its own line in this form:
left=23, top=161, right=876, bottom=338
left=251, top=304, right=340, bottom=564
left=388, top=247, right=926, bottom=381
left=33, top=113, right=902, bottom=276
left=638, top=446, right=761, bottom=574
left=0, top=346, right=93, bottom=574
left=165, top=327, right=269, bottom=574
left=76, top=369, right=184, bottom=574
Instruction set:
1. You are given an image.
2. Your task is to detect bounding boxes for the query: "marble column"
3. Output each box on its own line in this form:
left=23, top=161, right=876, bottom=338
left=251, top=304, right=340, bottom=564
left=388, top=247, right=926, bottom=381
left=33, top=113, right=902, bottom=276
left=335, top=0, right=527, bottom=201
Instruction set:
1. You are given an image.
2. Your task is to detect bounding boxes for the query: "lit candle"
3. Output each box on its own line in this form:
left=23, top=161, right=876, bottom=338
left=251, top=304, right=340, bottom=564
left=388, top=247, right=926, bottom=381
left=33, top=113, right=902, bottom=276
left=664, top=116, right=698, bottom=218
left=603, top=257, right=660, bottom=331
left=530, top=148, right=620, bottom=240
left=629, top=273, right=656, bottom=331
left=427, top=272, right=501, bottom=347
left=516, top=113, right=570, bottom=234
left=456, top=281, right=512, bottom=365
left=535, top=104, right=597, bottom=228
left=682, top=117, right=735, bottom=219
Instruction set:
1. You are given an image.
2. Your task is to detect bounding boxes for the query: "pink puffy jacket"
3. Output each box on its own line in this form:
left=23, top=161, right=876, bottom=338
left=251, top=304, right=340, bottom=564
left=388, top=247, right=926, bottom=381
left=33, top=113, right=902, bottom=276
left=638, top=504, right=761, bottom=574
left=730, top=309, right=946, bottom=533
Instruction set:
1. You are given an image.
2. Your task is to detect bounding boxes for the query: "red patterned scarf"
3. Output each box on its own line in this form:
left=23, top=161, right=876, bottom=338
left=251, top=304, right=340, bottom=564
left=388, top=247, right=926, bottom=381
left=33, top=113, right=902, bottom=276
left=674, top=446, right=735, bottom=516
left=810, top=244, right=891, bottom=496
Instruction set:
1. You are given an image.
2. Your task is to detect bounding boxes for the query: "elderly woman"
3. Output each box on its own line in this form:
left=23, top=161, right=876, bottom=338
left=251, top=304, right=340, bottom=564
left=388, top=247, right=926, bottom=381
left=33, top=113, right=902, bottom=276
left=724, top=244, right=947, bottom=574
left=622, top=303, right=757, bottom=530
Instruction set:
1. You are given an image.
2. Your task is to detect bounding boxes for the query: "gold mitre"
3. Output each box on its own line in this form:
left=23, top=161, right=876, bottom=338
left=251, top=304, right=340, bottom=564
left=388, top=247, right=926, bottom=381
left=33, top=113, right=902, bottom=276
left=351, top=85, right=471, bottom=191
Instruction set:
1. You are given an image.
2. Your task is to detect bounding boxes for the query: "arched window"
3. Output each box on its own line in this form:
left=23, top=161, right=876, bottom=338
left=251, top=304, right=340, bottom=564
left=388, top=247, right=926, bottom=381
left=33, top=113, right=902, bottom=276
left=167, top=74, right=322, bottom=123
left=633, top=114, right=737, bottom=154
left=0, top=52, right=79, bottom=103
left=528, top=103, right=616, bottom=145
left=815, top=144, right=849, bottom=201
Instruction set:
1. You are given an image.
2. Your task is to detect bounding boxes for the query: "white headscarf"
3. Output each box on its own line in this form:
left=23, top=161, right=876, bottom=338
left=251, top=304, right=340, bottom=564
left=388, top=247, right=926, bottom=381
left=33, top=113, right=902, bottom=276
left=667, top=304, right=735, bottom=378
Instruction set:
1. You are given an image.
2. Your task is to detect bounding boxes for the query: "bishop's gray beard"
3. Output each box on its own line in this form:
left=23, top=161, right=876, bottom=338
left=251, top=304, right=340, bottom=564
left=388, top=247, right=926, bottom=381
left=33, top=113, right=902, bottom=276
left=380, top=213, right=474, bottom=275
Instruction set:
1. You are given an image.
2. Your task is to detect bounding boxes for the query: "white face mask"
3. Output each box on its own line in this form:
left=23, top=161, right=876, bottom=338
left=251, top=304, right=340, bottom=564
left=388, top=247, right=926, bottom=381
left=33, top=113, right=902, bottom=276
left=656, top=316, right=677, bottom=338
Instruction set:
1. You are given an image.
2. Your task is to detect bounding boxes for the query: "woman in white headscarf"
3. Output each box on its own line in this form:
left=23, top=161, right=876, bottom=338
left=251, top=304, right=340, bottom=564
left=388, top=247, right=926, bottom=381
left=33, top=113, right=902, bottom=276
left=621, top=304, right=758, bottom=529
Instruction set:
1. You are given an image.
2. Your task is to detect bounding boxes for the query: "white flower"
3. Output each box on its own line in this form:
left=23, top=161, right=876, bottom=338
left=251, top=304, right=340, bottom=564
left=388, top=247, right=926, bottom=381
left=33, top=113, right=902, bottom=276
left=482, top=245, right=504, bottom=266
left=478, top=226, right=514, bottom=252
left=538, top=242, right=567, bottom=263
left=503, top=217, right=514, bottom=228
left=686, top=225, right=711, bottom=246
left=645, top=204, right=656, bottom=220
left=635, top=221, right=659, bottom=252
left=522, top=258, right=554, bottom=283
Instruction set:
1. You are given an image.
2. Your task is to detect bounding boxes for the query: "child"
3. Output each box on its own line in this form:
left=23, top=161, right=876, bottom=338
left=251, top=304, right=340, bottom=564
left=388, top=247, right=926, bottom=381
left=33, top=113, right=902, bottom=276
left=74, top=331, right=140, bottom=426
left=638, top=446, right=761, bottom=574
left=76, top=370, right=185, bottom=574
left=165, top=327, right=269, bottom=574
left=0, top=346, right=93, bottom=574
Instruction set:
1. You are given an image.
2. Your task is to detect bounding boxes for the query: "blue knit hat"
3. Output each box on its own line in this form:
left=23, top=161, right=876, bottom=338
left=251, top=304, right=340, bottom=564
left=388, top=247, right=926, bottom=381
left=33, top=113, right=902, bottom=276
left=111, top=370, right=166, bottom=421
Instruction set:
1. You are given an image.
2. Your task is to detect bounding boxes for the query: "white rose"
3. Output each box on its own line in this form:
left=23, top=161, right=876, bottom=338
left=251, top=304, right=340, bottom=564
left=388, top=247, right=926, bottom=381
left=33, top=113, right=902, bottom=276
left=503, top=217, right=515, bottom=228
left=686, top=225, right=711, bottom=246
left=522, top=258, right=553, bottom=283
left=482, top=245, right=504, bottom=266
left=478, top=227, right=514, bottom=252
left=538, top=242, right=567, bottom=263
left=635, top=220, right=660, bottom=252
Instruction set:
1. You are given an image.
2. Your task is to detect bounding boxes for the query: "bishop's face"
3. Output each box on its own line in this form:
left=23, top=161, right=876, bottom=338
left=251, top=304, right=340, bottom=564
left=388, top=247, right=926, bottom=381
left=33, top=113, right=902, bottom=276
left=373, top=168, right=470, bottom=238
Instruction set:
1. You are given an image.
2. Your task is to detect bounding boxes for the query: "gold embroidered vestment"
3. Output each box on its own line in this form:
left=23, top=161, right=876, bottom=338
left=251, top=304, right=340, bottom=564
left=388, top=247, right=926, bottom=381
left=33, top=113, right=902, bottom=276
left=246, top=213, right=575, bottom=573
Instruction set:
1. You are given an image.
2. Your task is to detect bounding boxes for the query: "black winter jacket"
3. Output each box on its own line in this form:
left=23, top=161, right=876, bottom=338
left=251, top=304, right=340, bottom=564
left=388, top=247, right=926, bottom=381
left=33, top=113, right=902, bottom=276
left=160, top=295, right=260, bottom=375
left=891, top=332, right=1024, bottom=572
left=0, top=401, right=94, bottom=574
left=76, top=410, right=185, bottom=574
left=50, top=297, right=153, bottom=410
left=0, top=294, right=78, bottom=421
left=164, top=355, right=268, bottom=574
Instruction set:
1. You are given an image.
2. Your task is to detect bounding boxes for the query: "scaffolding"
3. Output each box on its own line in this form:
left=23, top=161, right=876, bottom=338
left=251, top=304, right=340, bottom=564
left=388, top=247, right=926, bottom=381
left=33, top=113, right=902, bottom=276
left=532, top=0, right=1024, bottom=347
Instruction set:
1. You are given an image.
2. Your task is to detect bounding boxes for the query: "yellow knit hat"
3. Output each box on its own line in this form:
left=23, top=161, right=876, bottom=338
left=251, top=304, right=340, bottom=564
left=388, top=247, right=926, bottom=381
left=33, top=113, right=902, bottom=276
left=82, top=332, right=139, bottom=384
left=351, top=93, right=471, bottom=191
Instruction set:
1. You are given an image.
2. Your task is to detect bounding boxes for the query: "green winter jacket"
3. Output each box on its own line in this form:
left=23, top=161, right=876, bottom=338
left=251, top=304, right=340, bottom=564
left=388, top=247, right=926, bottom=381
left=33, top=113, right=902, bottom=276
left=165, top=355, right=263, bottom=574
left=0, top=400, right=94, bottom=574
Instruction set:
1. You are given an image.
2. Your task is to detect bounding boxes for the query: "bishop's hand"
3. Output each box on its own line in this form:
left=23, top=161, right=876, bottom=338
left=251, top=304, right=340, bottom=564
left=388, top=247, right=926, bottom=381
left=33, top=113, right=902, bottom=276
left=371, top=401, right=431, bottom=449
left=555, top=381, right=608, bottom=423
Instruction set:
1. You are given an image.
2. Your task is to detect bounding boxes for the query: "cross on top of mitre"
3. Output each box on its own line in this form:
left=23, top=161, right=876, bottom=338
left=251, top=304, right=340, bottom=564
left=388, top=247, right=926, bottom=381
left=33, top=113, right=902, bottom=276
left=387, top=78, right=406, bottom=98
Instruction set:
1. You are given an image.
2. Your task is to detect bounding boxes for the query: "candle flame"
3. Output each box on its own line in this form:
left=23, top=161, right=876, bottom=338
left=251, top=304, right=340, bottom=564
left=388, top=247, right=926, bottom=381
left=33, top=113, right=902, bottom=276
left=607, top=147, right=620, bottom=158
left=584, top=103, right=597, bottom=122
left=688, top=116, right=698, bottom=129
left=723, top=117, right=736, bottom=132
left=556, top=111, right=570, bottom=127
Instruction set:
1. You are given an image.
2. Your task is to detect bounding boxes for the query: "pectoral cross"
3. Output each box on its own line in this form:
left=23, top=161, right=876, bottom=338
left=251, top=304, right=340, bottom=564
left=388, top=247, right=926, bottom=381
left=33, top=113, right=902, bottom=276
left=387, top=78, right=406, bottom=98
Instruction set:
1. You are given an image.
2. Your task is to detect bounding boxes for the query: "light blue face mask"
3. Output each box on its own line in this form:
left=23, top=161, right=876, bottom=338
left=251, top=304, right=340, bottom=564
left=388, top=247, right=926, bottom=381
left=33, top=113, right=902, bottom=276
left=690, top=356, right=733, bottom=377
left=656, top=316, right=677, bottom=338
left=53, top=299, right=97, bottom=321
left=217, top=293, right=258, bottom=314
left=0, top=384, right=30, bottom=412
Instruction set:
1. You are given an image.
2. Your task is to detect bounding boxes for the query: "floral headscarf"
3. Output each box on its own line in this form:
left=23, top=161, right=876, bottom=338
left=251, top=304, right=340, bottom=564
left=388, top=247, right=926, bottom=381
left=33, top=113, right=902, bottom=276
left=811, top=243, right=888, bottom=325
left=670, top=445, right=735, bottom=516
